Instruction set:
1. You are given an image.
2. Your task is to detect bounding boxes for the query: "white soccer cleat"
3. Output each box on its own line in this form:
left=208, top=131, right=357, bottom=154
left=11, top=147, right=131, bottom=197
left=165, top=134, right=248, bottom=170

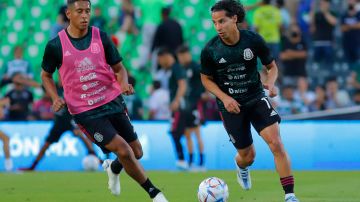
left=4, top=158, right=13, bottom=172
left=102, top=159, right=120, bottom=196
left=285, top=194, right=300, bottom=202
left=235, top=161, right=252, bottom=190
left=152, top=192, right=168, bottom=202
left=175, top=160, right=189, bottom=171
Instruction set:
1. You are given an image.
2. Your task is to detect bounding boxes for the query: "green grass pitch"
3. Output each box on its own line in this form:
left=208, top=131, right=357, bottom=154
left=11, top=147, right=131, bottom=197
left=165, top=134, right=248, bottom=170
left=1, top=170, right=359, bottom=202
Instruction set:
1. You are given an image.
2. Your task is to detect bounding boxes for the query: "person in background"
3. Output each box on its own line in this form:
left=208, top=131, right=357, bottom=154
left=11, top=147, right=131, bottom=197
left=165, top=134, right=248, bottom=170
left=176, top=45, right=205, bottom=170
left=90, top=6, right=107, bottom=31
left=0, top=97, right=12, bottom=171
left=147, top=80, right=170, bottom=121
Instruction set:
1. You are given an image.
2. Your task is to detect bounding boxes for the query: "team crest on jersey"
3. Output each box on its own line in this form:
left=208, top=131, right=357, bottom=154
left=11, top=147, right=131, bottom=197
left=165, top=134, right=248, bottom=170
left=94, top=132, right=103, bottom=142
left=91, top=43, right=101, bottom=54
left=243, top=48, right=254, bottom=61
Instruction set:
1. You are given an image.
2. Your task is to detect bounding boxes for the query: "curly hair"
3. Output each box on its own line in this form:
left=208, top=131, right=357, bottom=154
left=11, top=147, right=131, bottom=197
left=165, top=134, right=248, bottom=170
left=211, top=0, right=246, bottom=23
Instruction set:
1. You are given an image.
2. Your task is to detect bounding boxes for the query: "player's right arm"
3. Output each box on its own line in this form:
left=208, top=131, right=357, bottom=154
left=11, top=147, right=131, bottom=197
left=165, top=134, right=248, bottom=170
left=41, top=40, right=65, bottom=112
left=200, top=48, right=240, bottom=114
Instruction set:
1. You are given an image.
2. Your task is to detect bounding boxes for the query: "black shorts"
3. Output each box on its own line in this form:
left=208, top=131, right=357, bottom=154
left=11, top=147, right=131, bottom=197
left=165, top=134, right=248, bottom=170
left=171, top=108, right=202, bottom=137
left=46, top=115, right=76, bottom=143
left=76, top=112, right=138, bottom=154
left=219, top=97, right=281, bottom=149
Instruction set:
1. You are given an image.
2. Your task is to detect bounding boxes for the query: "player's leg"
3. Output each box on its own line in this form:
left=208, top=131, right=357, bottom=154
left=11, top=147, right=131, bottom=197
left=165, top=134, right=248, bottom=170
left=0, top=131, right=12, bottom=171
left=260, top=123, right=298, bottom=201
left=251, top=97, right=298, bottom=201
left=220, top=110, right=253, bottom=190
left=193, top=126, right=205, bottom=168
left=72, top=128, right=96, bottom=155
left=184, top=128, right=194, bottom=166
left=170, top=110, right=187, bottom=170
left=77, top=116, right=167, bottom=201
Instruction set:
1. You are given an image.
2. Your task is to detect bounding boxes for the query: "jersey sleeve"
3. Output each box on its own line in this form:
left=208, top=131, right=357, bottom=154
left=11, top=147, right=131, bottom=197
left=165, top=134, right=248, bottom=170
left=200, top=47, right=216, bottom=76
left=41, top=39, right=62, bottom=74
left=100, top=31, right=122, bottom=66
left=174, top=64, right=186, bottom=81
left=253, top=33, right=274, bottom=65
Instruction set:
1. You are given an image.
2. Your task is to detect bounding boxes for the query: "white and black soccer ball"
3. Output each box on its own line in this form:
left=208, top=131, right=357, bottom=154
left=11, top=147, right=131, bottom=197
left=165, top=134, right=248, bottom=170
left=197, top=177, right=229, bottom=202
left=82, top=154, right=100, bottom=171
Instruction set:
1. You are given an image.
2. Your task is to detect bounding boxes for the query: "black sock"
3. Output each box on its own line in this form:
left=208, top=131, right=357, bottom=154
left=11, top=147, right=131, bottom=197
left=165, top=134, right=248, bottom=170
left=172, top=135, right=184, bottom=160
left=189, top=153, right=193, bottom=166
left=30, top=160, right=38, bottom=169
left=199, top=153, right=204, bottom=166
left=110, top=158, right=123, bottom=174
left=141, top=178, right=161, bottom=198
left=88, top=150, right=96, bottom=155
left=280, top=176, right=294, bottom=194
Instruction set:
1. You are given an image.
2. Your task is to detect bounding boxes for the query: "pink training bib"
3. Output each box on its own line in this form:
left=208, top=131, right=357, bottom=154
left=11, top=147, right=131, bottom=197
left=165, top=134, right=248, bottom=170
left=58, top=27, right=121, bottom=114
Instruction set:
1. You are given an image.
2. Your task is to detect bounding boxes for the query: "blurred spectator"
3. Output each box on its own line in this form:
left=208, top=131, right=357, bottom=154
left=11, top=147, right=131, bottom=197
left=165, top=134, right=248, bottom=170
left=352, top=90, right=360, bottom=105
left=294, top=77, right=315, bottom=106
left=147, top=80, right=170, bottom=120
left=119, top=0, right=138, bottom=35
left=151, top=6, right=184, bottom=74
left=138, top=0, right=165, bottom=69
left=280, top=24, right=308, bottom=85
left=50, top=13, right=67, bottom=39
left=276, top=0, right=291, bottom=31
left=340, top=0, right=360, bottom=72
left=296, top=0, right=312, bottom=45
left=310, top=0, right=337, bottom=82
left=325, top=77, right=351, bottom=109
left=90, top=6, right=107, bottom=31
left=277, top=85, right=308, bottom=115
left=31, top=88, right=54, bottom=120
left=1, top=46, right=34, bottom=87
left=123, top=75, right=144, bottom=120
left=5, top=80, right=34, bottom=121
left=308, top=85, right=327, bottom=112
left=254, top=0, right=282, bottom=62
left=240, top=0, right=262, bottom=29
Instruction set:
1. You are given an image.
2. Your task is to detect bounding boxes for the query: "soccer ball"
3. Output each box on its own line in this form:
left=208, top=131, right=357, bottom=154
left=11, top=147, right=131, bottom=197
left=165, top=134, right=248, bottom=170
left=82, top=154, right=100, bottom=171
left=197, top=177, right=229, bottom=202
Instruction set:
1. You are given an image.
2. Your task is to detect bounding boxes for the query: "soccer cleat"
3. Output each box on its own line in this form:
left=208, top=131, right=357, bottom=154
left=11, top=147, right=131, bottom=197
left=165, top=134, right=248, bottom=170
left=102, top=159, right=120, bottom=196
left=4, top=159, right=13, bottom=172
left=18, top=167, right=34, bottom=172
left=285, top=194, right=300, bottom=202
left=235, top=161, right=252, bottom=190
left=175, top=160, right=189, bottom=171
left=152, top=192, right=168, bottom=202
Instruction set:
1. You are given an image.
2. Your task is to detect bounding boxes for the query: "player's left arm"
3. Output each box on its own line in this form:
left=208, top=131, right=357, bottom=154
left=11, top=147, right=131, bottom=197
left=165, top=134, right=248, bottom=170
left=110, top=62, right=134, bottom=96
left=263, top=61, right=278, bottom=98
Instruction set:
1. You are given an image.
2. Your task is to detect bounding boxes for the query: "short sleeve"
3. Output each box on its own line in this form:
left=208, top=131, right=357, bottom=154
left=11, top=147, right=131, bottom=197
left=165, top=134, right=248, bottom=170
left=41, top=40, right=61, bottom=74
left=100, top=31, right=122, bottom=66
left=174, top=65, right=186, bottom=81
left=200, top=48, right=216, bottom=76
left=253, top=33, right=274, bottom=65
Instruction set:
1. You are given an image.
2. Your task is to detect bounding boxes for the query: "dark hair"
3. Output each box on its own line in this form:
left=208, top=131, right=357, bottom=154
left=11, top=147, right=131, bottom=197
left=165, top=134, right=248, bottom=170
left=67, top=0, right=91, bottom=6
left=161, top=6, right=171, bottom=17
left=176, top=44, right=190, bottom=54
left=157, top=46, right=172, bottom=56
left=211, top=0, right=245, bottom=23
left=263, top=0, right=271, bottom=4
left=325, top=76, right=337, bottom=83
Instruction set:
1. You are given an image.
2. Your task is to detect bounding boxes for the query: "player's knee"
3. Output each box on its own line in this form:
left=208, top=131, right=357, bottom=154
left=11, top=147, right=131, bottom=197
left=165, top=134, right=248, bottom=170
left=116, top=147, right=133, bottom=160
left=133, top=147, right=143, bottom=159
left=245, top=151, right=255, bottom=165
left=268, top=139, right=285, bottom=155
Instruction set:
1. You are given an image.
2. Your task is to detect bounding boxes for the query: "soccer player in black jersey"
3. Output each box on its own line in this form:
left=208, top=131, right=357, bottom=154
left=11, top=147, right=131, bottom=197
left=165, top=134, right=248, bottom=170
left=200, top=1, right=299, bottom=201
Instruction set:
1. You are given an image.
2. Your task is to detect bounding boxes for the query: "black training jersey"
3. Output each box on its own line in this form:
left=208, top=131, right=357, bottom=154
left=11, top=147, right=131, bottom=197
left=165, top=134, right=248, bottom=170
left=169, top=62, right=186, bottom=102
left=200, top=29, right=273, bottom=111
left=184, top=61, right=204, bottom=108
left=41, top=26, right=125, bottom=120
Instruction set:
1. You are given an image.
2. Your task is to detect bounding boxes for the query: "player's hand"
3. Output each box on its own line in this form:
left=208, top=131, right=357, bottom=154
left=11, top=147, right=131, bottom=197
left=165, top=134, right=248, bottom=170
left=263, top=82, right=278, bottom=98
left=222, top=96, right=241, bottom=114
left=52, top=97, right=66, bottom=112
left=122, top=83, right=135, bottom=95
left=170, top=100, right=180, bottom=112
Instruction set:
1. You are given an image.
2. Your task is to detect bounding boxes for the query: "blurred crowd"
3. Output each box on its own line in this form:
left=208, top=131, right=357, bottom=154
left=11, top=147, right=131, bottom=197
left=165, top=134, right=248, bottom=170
left=0, top=0, right=360, bottom=122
